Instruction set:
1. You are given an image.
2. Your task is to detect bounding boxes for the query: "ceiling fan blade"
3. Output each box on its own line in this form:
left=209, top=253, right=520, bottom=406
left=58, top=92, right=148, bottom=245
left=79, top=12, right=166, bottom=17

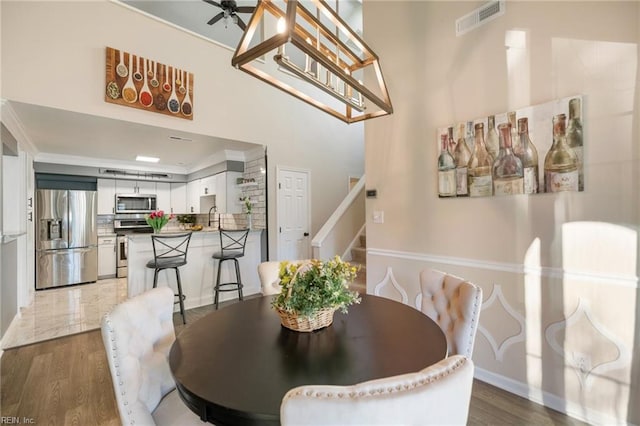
left=207, top=11, right=225, bottom=25
left=236, top=16, right=247, bottom=31
left=202, top=0, right=222, bottom=8
left=236, top=6, right=255, bottom=13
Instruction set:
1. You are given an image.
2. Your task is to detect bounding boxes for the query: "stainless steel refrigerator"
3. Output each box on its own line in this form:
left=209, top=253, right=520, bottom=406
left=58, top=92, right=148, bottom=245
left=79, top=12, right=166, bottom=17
left=35, top=189, right=98, bottom=289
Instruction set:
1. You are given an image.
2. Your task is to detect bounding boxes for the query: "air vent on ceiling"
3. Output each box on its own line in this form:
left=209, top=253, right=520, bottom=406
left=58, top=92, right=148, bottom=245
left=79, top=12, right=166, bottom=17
left=456, top=1, right=505, bottom=37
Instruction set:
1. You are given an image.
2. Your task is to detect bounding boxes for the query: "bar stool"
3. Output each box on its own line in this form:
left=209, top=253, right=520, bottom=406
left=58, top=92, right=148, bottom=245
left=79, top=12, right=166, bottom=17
left=212, top=228, right=249, bottom=309
left=146, top=232, right=192, bottom=324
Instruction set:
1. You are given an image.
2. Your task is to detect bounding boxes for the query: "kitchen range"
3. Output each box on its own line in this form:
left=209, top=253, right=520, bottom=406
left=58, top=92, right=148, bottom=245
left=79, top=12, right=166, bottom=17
left=113, top=193, right=157, bottom=278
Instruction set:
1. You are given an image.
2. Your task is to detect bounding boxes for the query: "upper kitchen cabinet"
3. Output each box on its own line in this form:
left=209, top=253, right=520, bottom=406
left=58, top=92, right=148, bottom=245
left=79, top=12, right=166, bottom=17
left=156, top=182, right=171, bottom=213
left=216, top=171, right=242, bottom=214
left=170, top=182, right=187, bottom=214
left=97, top=178, right=116, bottom=215
left=186, top=179, right=201, bottom=214
left=116, top=180, right=156, bottom=194
left=201, top=175, right=216, bottom=196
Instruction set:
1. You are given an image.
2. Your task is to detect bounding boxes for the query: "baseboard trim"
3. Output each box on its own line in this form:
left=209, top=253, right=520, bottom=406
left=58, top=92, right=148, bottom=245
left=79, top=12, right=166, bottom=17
left=0, top=312, right=20, bottom=351
left=367, top=248, right=638, bottom=289
left=475, top=367, right=624, bottom=425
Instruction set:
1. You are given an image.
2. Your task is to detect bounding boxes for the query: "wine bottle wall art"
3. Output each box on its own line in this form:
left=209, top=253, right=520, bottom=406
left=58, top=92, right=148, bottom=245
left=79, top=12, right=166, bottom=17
left=436, top=95, right=584, bottom=198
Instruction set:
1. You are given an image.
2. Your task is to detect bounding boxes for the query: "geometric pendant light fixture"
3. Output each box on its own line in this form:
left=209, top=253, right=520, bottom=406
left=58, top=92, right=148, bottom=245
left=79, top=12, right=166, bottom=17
left=231, top=0, right=393, bottom=124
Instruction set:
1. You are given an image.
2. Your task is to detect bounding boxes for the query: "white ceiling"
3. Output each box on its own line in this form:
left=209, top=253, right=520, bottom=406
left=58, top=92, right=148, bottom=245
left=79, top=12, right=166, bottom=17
left=121, top=0, right=257, bottom=51
left=8, top=101, right=261, bottom=173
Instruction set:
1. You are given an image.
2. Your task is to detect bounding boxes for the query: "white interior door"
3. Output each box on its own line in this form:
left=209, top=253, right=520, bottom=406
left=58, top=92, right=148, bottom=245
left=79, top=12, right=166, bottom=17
left=277, top=167, right=311, bottom=260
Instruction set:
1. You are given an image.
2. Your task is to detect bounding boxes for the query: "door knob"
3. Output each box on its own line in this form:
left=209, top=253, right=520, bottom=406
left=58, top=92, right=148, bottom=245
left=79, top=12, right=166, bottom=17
left=303, top=232, right=309, bottom=237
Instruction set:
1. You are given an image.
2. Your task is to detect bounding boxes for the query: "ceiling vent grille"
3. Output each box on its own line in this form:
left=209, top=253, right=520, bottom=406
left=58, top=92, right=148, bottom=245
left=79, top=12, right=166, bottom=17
left=456, top=1, right=505, bottom=37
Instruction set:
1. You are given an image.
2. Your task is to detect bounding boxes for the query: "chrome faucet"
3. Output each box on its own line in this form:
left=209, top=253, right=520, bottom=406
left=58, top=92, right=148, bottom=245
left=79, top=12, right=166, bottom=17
left=208, top=205, right=218, bottom=228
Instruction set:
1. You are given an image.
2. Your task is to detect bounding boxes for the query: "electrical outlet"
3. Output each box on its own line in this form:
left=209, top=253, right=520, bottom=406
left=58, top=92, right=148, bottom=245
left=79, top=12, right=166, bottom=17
left=373, top=211, right=384, bottom=224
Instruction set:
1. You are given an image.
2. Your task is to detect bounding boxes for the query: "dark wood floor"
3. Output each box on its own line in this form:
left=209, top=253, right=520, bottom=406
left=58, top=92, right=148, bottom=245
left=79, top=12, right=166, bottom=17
left=1, top=301, right=586, bottom=425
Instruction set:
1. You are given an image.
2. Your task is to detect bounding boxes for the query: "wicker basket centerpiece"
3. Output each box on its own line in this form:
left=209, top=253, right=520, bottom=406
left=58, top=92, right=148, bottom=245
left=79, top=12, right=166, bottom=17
left=272, top=256, right=361, bottom=332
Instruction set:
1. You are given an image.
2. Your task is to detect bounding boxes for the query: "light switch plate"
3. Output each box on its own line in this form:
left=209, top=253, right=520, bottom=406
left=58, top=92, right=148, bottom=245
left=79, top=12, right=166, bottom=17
left=372, top=210, right=384, bottom=224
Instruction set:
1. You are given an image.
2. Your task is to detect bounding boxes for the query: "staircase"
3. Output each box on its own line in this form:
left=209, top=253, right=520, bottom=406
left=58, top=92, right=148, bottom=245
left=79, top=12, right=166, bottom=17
left=310, top=176, right=366, bottom=292
left=349, top=230, right=367, bottom=293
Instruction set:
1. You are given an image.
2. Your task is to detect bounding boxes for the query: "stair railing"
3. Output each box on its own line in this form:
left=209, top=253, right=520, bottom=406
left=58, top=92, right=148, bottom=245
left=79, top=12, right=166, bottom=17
left=311, top=175, right=365, bottom=260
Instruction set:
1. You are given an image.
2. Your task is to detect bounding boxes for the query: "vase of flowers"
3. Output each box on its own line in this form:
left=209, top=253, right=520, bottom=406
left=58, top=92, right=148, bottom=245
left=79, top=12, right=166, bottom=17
left=146, top=210, right=174, bottom=234
left=272, top=256, right=361, bottom=332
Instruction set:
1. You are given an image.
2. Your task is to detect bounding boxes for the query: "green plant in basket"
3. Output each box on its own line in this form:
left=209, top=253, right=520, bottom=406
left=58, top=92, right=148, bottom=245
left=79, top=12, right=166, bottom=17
left=272, top=256, right=361, bottom=318
left=176, top=214, right=196, bottom=225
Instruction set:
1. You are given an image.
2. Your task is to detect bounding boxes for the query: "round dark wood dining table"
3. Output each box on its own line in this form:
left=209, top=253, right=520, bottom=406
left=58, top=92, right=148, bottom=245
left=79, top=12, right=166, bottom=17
left=169, top=294, right=448, bottom=425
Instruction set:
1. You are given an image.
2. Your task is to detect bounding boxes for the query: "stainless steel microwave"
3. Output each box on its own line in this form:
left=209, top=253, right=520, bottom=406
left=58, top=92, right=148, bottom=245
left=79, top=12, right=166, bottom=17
left=115, top=194, right=157, bottom=213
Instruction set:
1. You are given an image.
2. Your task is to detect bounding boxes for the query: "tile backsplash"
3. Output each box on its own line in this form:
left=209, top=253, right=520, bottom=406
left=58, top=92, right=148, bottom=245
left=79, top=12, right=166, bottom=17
left=97, top=215, right=115, bottom=235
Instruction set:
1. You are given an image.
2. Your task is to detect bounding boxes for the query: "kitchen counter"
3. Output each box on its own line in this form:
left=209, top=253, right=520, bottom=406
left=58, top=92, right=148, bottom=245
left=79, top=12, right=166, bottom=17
left=127, top=230, right=262, bottom=309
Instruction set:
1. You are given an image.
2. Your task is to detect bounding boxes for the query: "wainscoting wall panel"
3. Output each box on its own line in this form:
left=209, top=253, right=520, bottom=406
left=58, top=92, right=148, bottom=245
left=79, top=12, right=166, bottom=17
left=367, top=248, right=637, bottom=425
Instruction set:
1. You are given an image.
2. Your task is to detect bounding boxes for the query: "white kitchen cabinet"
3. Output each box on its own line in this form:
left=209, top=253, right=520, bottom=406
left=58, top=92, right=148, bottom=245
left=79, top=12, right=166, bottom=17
left=201, top=175, right=216, bottom=196
left=156, top=182, right=171, bottom=213
left=115, top=179, right=156, bottom=194
left=186, top=179, right=201, bottom=214
left=137, top=181, right=156, bottom=194
left=216, top=171, right=242, bottom=213
left=97, top=178, right=116, bottom=214
left=2, top=155, right=21, bottom=232
left=115, top=179, right=137, bottom=194
left=98, top=236, right=117, bottom=279
left=170, top=182, right=187, bottom=214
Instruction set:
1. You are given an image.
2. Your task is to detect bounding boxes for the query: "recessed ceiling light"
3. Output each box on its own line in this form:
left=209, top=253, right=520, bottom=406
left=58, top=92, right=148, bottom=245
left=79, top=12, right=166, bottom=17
left=136, top=155, right=160, bottom=163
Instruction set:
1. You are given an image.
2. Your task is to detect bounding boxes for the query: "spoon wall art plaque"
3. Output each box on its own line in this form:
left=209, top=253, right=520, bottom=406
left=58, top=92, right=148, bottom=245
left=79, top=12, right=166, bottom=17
left=104, top=47, right=194, bottom=120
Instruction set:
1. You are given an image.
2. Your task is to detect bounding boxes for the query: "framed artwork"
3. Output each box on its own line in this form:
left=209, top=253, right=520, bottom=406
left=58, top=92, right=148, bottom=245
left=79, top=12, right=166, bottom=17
left=437, top=95, right=584, bottom=198
left=105, top=47, right=194, bottom=120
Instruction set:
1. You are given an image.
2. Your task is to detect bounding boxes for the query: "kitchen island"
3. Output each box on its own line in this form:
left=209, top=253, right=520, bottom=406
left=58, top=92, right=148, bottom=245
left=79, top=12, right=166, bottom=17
left=127, top=230, right=263, bottom=309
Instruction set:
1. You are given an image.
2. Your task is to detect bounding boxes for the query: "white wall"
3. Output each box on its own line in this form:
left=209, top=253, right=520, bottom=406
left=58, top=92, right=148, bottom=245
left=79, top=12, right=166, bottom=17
left=0, top=0, right=364, bottom=259
left=364, top=1, right=639, bottom=424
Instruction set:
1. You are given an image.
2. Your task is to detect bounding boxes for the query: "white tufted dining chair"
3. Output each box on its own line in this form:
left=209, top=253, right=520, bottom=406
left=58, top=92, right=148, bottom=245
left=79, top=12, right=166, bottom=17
left=419, top=268, right=483, bottom=358
left=258, top=260, right=310, bottom=296
left=257, top=261, right=282, bottom=296
left=101, top=287, right=202, bottom=426
left=280, top=355, right=474, bottom=425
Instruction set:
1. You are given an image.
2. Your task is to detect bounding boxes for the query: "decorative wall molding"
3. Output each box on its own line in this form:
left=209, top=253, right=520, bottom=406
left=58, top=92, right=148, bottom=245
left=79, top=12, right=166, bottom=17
left=367, top=248, right=639, bottom=289
left=0, top=100, right=39, bottom=156
left=368, top=248, right=634, bottom=424
left=477, top=284, right=526, bottom=361
left=373, top=267, right=408, bottom=304
left=368, top=247, right=524, bottom=274
left=545, top=298, right=631, bottom=389
left=475, top=367, right=623, bottom=426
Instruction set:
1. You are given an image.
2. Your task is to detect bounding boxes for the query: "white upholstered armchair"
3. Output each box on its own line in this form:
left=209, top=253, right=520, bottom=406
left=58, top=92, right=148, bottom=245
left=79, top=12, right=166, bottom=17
left=258, top=260, right=311, bottom=296
left=419, top=268, right=483, bottom=358
left=280, top=355, right=474, bottom=425
left=257, top=261, right=282, bottom=296
left=101, top=287, right=202, bottom=426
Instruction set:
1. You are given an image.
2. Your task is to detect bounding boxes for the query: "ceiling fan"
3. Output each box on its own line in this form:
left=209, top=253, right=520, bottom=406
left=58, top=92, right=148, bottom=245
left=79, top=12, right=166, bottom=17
left=202, top=0, right=256, bottom=31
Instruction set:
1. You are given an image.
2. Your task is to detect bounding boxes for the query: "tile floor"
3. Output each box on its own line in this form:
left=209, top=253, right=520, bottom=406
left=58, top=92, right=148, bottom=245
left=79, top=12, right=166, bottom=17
left=1, top=278, right=128, bottom=349
left=1, top=270, right=367, bottom=350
